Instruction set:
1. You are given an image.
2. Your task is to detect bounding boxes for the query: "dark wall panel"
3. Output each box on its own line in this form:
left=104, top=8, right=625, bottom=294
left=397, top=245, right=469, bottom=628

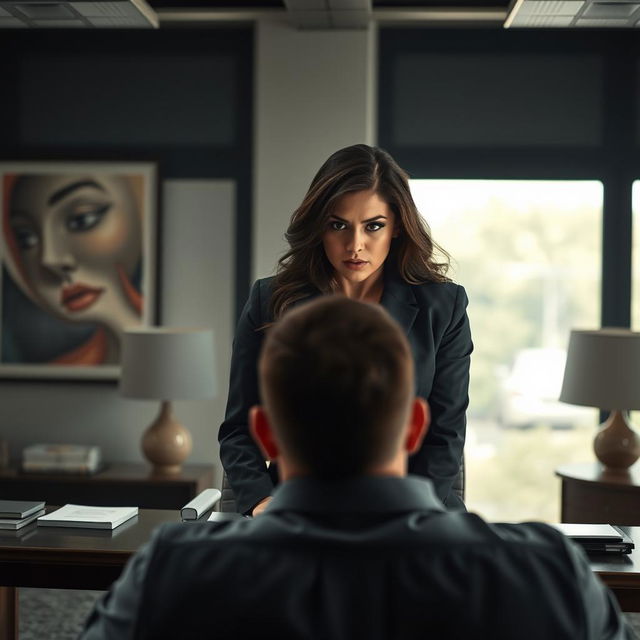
left=392, top=53, right=602, bottom=147
left=20, top=55, right=237, bottom=147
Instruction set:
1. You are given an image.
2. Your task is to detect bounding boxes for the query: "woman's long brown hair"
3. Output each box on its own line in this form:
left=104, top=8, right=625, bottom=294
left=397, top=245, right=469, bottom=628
left=270, top=144, right=450, bottom=320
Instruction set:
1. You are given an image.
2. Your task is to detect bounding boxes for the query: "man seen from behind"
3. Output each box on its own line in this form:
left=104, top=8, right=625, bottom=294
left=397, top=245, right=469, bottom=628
left=81, top=296, right=632, bottom=639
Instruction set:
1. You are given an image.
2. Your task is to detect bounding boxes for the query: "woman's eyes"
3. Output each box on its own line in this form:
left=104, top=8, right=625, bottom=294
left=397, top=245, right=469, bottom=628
left=13, top=227, right=39, bottom=251
left=328, top=221, right=385, bottom=232
left=66, top=203, right=111, bottom=233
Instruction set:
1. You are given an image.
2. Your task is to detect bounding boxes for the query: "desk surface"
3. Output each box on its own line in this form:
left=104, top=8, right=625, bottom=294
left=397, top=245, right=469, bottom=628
left=556, top=462, right=640, bottom=488
left=588, top=526, right=640, bottom=592
left=0, top=509, right=181, bottom=591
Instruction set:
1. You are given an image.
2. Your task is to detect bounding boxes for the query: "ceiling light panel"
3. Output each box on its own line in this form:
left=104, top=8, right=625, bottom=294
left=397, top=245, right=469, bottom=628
left=0, top=0, right=158, bottom=27
left=505, top=0, right=640, bottom=26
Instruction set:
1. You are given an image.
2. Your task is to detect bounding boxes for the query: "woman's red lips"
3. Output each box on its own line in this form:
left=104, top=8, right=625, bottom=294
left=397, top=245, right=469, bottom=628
left=61, top=284, right=104, bottom=312
left=344, top=259, right=368, bottom=270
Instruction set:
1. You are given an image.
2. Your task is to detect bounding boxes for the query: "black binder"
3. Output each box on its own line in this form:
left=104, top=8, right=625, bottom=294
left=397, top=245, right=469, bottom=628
left=552, top=523, right=635, bottom=554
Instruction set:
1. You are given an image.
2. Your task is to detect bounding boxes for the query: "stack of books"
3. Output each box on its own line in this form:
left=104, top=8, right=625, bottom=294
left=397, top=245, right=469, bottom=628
left=22, top=444, right=103, bottom=474
left=0, top=499, right=45, bottom=530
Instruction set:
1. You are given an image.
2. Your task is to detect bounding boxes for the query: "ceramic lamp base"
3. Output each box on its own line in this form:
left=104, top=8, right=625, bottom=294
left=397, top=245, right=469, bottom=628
left=141, top=400, right=192, bottom=474
left=593, top=410, right=640, bottom=471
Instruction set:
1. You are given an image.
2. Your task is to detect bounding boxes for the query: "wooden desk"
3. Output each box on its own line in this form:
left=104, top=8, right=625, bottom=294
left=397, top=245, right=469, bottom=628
left=556, top=462, right=640, bottom=526
left=0, top=509, right=181, bottom=640
left=590, top=526, right=640, bottom=613
left=0, top=463, right=214, bottom=510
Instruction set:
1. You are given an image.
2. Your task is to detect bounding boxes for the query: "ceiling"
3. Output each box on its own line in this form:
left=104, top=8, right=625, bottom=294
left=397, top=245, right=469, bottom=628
left=153, top=0, right=640, bottom=31
left=152, top=0, right=508, bottom=27
left=3, top=0, right=634, bottom=31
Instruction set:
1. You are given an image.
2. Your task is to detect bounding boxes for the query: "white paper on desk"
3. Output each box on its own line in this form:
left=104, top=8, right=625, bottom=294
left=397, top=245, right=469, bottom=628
left=37, top=504, right=138, bottom=530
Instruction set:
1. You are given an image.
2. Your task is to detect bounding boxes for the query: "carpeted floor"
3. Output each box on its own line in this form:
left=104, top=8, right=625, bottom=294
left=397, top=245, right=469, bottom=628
left=17, top=587, right=640, bottom=639
left=19, top=588, right=104, bottom=639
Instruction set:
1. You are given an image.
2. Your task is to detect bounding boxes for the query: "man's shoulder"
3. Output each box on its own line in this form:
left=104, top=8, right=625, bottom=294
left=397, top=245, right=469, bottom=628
left=406, top=511, right=575, bottom=568
left=445, top=512, right=568, bottom=545
left=472, top=518, right=572, bottom=553
left=153, top=518, right=255, bottom=548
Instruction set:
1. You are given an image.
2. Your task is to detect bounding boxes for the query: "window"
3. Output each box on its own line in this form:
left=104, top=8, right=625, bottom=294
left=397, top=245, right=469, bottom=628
left=411, top=179, right=602, bottom=521
left=632, top=181, right=640, bottom=332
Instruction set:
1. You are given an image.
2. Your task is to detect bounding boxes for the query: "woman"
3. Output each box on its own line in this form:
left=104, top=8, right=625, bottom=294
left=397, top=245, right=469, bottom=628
left=2, top=172, right=145, bottom=365
left=219, top=144, right=473, bottom=515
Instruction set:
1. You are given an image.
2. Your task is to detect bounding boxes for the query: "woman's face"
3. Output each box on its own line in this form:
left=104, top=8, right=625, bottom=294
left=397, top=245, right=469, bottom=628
left=322, top=189, right=397, bottom=286
left=6, top=174, right=142, bottom=321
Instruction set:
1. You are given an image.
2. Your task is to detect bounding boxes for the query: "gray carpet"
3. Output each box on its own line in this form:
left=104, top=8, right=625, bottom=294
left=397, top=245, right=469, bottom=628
left=19, top=588, right=104, bottom=639
left=17, top=588, right=640, bottom=638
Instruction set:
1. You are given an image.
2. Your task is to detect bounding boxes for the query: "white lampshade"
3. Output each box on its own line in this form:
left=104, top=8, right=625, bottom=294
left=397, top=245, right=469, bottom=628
left=560, top=328, right=640, bottom=411
left=120, top=328, right=216, bottom=400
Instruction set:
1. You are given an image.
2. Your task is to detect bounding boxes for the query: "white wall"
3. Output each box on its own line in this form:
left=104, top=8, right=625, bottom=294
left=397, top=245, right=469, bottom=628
left=253, top=18, right=376, bottom=279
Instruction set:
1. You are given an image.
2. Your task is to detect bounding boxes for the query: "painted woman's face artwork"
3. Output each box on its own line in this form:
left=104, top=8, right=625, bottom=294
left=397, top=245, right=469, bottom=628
left=8, top=175, right=142, bottom=325
left=0, top=164, right=156, bottom=375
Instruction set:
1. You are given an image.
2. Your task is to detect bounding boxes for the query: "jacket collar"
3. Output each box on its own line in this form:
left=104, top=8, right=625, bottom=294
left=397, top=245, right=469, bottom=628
left=296, top=268, right=419, bottom=335
left=266, top=475, right=445, bottom=516
left=380, top=268, right=419, bottom=335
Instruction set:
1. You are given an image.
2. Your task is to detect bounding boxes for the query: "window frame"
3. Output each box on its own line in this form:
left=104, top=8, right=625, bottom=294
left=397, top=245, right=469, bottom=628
left=378, top=28, right=637, bottom=329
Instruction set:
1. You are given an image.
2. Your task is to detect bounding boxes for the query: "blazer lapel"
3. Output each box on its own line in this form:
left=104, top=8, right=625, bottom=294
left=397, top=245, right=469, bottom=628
left=380, top=270, right=419, bottom=334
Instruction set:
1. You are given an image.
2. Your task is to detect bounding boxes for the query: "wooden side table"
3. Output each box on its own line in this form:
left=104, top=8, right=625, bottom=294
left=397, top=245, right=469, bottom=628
left=555, top=462, right=640, bottom=525
left=0, top=463, right=215, bottom=510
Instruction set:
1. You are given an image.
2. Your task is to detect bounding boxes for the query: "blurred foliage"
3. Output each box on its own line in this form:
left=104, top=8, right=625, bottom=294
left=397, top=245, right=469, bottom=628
left=419, top=183, right=601, bottom=417
left=465, top=422, right=595, bottom=523
left=413, top=180, right=603, bottom=521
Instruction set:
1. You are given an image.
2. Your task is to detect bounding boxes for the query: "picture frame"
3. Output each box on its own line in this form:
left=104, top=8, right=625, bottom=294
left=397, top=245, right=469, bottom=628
left=0, top=161, right=158, bottom=380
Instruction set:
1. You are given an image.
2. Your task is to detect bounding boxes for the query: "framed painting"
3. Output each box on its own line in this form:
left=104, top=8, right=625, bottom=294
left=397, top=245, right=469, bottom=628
left=0, top=161, right=158, bottom=380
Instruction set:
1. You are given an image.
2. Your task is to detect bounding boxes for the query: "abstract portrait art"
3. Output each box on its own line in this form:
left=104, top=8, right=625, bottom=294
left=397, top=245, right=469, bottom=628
left=0, top=162, right=158, bottom=379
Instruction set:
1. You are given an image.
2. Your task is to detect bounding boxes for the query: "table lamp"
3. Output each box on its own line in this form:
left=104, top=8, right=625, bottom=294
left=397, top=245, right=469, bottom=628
left=559, top=328, right=640, bottom=471
left=120, top=328, right=215, bottom=474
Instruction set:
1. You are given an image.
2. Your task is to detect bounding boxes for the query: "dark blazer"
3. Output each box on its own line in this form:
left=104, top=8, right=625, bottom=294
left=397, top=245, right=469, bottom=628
left=218, top=269, right=473, bottom=514
left=80, top=476, right=632, bottom=640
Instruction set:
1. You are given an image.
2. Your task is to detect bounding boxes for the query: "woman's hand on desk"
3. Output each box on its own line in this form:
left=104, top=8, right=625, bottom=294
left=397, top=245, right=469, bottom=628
left=251, top=497, right=272, bottom=516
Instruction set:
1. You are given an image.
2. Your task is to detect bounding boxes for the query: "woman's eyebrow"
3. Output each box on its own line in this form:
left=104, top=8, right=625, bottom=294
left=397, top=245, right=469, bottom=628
left=330, top=214, right=388, bottom=223
left=48, top=180, right=105, bottom=206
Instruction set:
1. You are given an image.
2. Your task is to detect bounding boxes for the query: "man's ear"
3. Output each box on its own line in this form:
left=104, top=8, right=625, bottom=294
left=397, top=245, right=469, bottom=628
left=249, top=406, right=280, bottom=461
left=405, top=398, right=430, bottom=454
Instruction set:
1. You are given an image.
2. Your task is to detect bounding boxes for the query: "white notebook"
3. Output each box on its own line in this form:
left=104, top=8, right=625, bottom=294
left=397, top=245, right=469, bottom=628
left=38, top=504, right=138, bottom=530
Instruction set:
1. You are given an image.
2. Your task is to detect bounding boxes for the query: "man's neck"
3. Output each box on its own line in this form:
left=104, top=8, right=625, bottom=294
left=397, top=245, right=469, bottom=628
left=277, top=452, right=407, bottom=483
